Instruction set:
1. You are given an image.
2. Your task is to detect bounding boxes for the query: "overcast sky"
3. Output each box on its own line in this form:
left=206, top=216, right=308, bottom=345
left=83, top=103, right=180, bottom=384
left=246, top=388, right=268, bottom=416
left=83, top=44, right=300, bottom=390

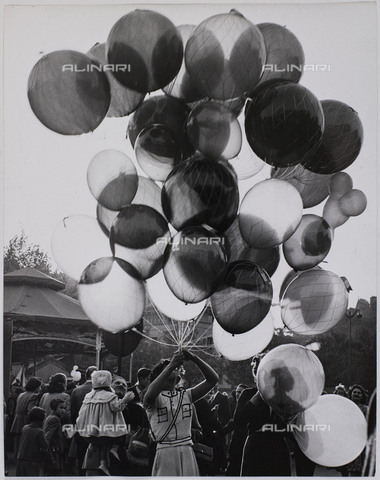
left=3, top=1, right=378, bottom=312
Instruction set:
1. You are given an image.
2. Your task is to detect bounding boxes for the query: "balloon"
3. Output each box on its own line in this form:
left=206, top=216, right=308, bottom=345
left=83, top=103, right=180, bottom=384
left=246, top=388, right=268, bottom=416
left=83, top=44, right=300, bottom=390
left=256, top=23, right=305, bottom=88
left=102, top=320, right=143, bottom=356
left=239, top=179, right=303, bottom=248
left=163, top=226, right=228, bottom=303
left=135, top=125, right=182, bottom=181
left=185, top=10, right=265, bottom=100
left=239, top=245, right=280, bottom=277
left=272, top=165, right=332, bottom=208
left=293, top=395, right=367, bottom=467
left=87, top=150, right=138, bottom=210
left=87, top=42, right=145, bottom=117
left=146, top=270, right=206, bottom=321
left=323, top=196, right=349, bottom=229
left=110, top=204, right=169, bottom=249
left=162, top=157, right=239, bottom=232
left=280, top=269, right=349, bottom=335
left=328, top=172, right=353, bottom=198
left=224, top=218, right=248, bottom=262
left=127, top=95, right=193, bottom=157
left=78, top=257, right=146, bottom=333
left=96, top=176, right=166, bottom=236
left=279, top=269, right=300, bottom=301
left=51, top=215, right=112, bottom=282
left=28, top=50, right=110, bottom=135
left=302, top=100, right=363, bottom=174
left=339, top=189, right=367, bottom=216
left=245, top=82, right=324, bottom=167
left=212, top=311, right=274, bottom=361
left=106, top=10, right=183, bottom=93
left=211, top=261, right=273, bottom=334
left=257, top=344, right=325, bottom=416
left=186, top=101, right=242, bottom=160
left=162, top=25, right=205, bottom=102
left=283, top=215, right=333, bottom=270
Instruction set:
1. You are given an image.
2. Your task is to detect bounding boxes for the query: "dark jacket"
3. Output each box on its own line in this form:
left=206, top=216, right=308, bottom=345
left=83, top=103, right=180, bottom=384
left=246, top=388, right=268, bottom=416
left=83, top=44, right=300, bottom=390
left=10, top=391, right=39, bottom=434
left=70, top=381, right=92, bottom=424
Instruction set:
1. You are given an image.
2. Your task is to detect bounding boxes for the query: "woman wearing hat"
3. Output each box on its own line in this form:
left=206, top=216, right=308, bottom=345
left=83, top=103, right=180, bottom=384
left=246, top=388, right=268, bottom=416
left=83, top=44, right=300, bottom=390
left=75, top=370, right=135, bottom=475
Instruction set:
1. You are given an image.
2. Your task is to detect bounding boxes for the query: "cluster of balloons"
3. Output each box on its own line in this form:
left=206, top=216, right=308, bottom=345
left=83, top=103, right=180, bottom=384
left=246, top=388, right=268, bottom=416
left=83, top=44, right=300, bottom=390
left=257, top=344, right=367, bottom=467
left=30, top=9, right=367, bottom=360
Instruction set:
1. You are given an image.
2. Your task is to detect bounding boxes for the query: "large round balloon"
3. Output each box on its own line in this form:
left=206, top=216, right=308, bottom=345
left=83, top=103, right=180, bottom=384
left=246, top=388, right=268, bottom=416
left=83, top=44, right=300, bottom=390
left=110, top=204, right=169, bottom=250
left=163, top=25, right=205, bottom=102
left=146, top=270, right=206, bottom=321
left=102, top=320, right=144, bottom=357
left=185, top=10, right=265, bottom=100
left=328, top=172, right=353, bottom=198
left=163, top=226, right=228, bottom=303
left=280, top=269, right=348, bottom=335
left=322, top=196, right=349, bottom=229
left=211, top=261, right=273, bottom=334
left=239, top=179, right=303, bottom=248
left=28, top=50, right=110, bottom=135
left=245, top=82, right=324, bottom=167
left=339, top=189, right=367, bottom=217
left=162, top=156, right=239, bottom=232
left=87, top=150, right=138, bottom=210
left=135, top=125, right=182, bottom=181
left=212, top=311, right=274, bottom=361
left=239, top=245, right=280, bottom=277
left=87, top=42, right=145, bottom=117
left=51, top=215, right=112, bottom=282
left=293, top=394, right=367, bottom=467
left=186, top=101, right=242, bottom=160
left=257, top=344, right=325, bottom=416
left=127, top=95, right=193, bottom=157
left=272, top=165, right=332, bottom=208
left=302, top=100, right=363, bottom=174
left=283, top=214, right=333, bottom=270
left=106, top=10, right=183, bottom=93
left=78, top=257, right=146, bottom=333
left=256, top=23, right=305, bottom=88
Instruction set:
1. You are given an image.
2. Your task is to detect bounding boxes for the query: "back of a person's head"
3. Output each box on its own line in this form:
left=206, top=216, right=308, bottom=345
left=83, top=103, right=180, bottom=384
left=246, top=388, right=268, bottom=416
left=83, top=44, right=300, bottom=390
left=50, top=398, right=65, bottom=412
left=85, top=365, right=98, bottom=380
left=27, top=406, right=46, bottom=424
left=150, top=360, right=170, bottom=382
left=137, top=367, right=151, bottom=382
left=48, top=373, right=67, bottom=393
left=25, top=377, right=42, bottom=392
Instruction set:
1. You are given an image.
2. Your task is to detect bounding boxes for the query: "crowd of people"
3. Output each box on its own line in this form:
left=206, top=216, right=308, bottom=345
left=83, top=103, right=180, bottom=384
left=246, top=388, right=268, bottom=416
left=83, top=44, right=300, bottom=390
left=4, top=352, right=374, bottom=477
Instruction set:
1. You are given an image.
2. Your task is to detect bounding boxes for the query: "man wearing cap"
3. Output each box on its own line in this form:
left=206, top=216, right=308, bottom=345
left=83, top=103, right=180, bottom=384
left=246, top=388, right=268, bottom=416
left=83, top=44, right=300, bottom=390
left=129, top=368, right=151, bottom=403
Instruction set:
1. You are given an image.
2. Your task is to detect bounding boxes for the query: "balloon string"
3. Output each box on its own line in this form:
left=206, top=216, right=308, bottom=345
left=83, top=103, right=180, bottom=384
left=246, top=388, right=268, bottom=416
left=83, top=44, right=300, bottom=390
left=182, top=306, right=210, bottom=348
left=185, top=343, right=218, bottom=358
left=146, top=295, right=180, bottom=346
left=184, top=319, right=212, bottom=349
left=140, top=310, right=179, bottom=347
left=131, top=325, right=177, bottom=347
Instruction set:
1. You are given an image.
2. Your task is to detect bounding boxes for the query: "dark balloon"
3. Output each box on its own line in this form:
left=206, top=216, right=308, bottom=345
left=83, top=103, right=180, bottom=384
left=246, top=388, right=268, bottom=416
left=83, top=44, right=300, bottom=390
left=28, top=50, right=110, bottom=135
left=127, top=95, right=193, bottom=158
left=110, top=204, right=169, bottom=250
left=162, top=156, right=239, bottom=232
left=87, top=42, right=145, bottom=117
left=185, top=10, right=265, bottom=100
left=102, top=320, right=143, bottom=357
left=256, top=23, right=305, bottom=89
left=211, top=261, right=273, bottom=334
left=239, top=245, right=280, bottom=277
left=135, top=125, right=183, bottom=181
left=302, top=100, right=363, bottom=174
left=186, top=101, right=242, bottom=160
left=245, top=82, right=325, bottom=167
left=106, top=10, right=183, bottom=93
left=163, top=226, right=228, bottom=303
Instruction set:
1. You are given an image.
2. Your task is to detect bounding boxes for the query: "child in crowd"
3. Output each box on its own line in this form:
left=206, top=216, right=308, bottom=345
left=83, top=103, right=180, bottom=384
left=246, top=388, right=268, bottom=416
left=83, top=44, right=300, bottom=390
left=43, top=398, right=67, bottom=476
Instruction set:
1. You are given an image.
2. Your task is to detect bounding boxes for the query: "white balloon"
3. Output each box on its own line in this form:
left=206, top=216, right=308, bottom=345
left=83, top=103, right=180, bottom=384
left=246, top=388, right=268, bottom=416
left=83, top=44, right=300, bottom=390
left=146, top=270, right=207, bottom=321
left=293, top=394, right=367, bottom=467
left=212, top=311, right=274, bottom=361
left=51, top=215, right=111, bottom=282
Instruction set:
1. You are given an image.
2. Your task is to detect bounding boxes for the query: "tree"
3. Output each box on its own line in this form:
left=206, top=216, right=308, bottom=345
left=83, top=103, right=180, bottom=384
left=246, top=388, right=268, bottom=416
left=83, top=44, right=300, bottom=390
left=3, top=231, right=78, bottom=298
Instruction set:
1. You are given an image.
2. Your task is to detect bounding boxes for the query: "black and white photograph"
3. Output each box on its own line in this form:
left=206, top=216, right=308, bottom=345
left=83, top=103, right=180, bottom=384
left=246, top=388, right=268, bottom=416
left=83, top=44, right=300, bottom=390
left=1, top=0, right=378, bottom=477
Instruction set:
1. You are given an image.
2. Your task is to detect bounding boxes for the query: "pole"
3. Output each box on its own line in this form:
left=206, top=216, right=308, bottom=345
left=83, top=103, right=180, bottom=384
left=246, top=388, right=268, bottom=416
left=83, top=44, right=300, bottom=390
left=4, top=318, right=13, bottom=400
left=129, top=352, right=133, bottom=383
left=95, top=329, right=102, bottom=369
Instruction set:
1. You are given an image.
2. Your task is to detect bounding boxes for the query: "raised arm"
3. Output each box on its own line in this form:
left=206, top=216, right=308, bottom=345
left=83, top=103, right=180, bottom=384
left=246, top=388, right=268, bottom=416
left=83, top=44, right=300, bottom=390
left=184, top=350, right=219, bottom=403
left=143, top=352, right=184, bottom=409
